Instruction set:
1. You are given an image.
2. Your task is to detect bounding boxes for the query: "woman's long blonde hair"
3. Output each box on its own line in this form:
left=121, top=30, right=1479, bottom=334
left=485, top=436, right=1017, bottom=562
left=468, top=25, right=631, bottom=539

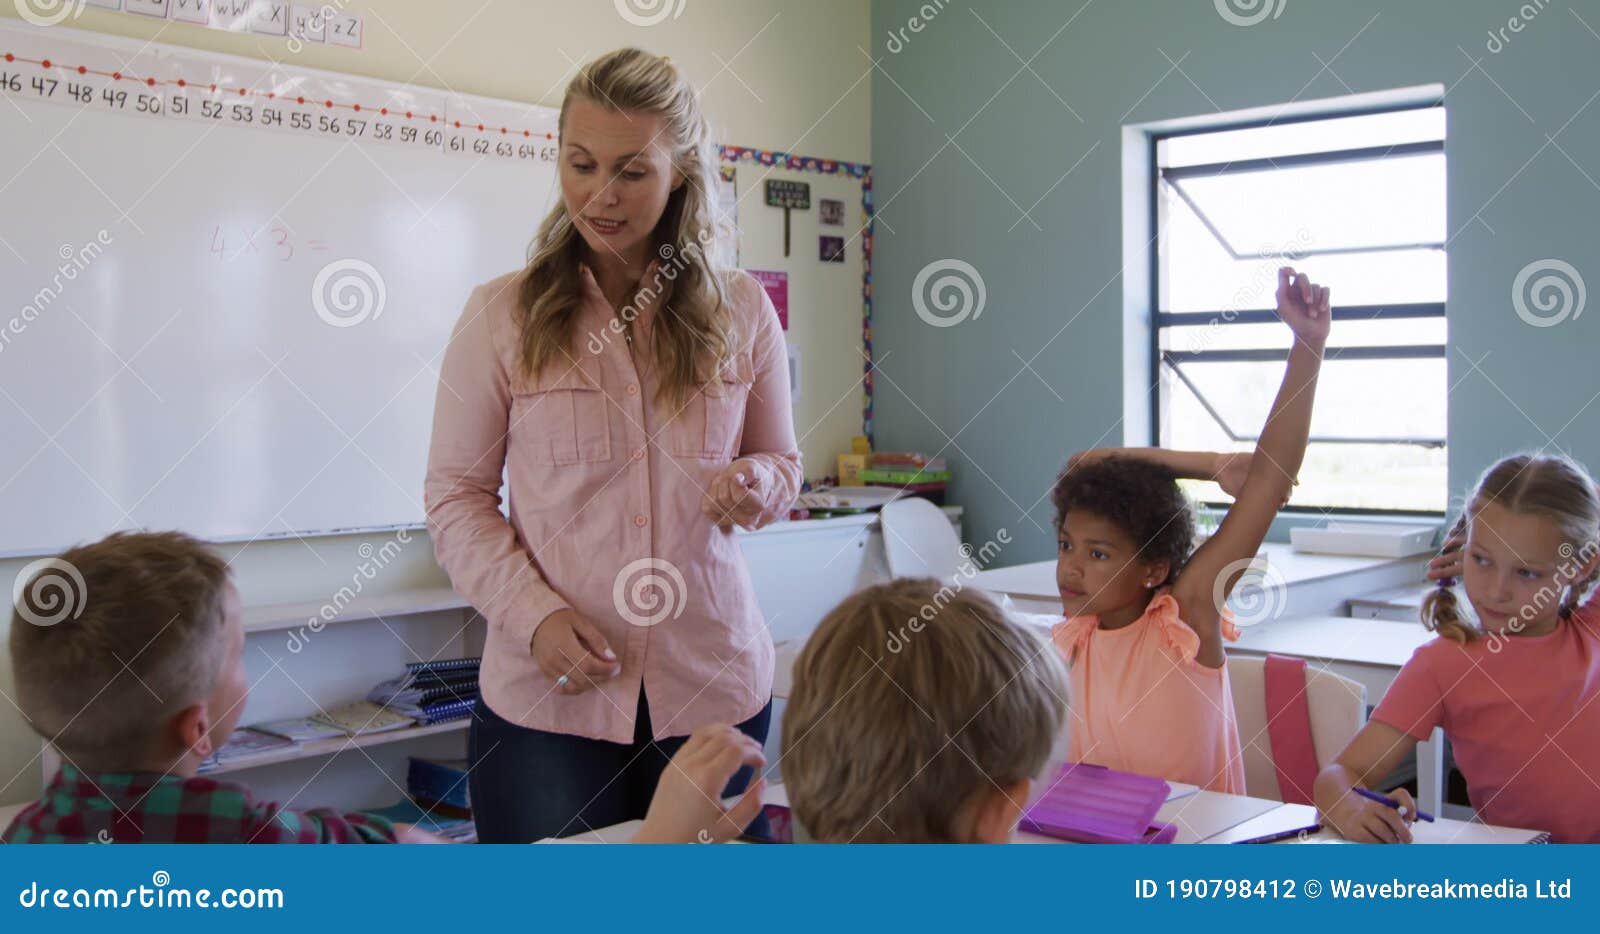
left=515, top=48, right=732, bottom=412
left=1424, top=453, right=1600, bottom=644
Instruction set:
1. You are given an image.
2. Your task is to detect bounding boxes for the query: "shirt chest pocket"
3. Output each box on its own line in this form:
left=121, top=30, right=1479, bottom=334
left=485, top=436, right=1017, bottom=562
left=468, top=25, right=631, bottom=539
left=508, top=361, right=612, bottom=466
left=667, top=355, right=754, bottom=461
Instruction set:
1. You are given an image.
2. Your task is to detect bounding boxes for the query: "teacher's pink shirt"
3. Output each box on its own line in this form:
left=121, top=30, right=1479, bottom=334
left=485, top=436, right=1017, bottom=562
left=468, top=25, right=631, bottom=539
left=425, top=266, right=801, bottom=743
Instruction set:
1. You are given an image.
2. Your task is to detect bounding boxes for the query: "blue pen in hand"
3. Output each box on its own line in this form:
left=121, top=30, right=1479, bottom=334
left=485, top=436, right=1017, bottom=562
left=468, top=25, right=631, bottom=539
left=1354, top=786, right=1435, bottom=822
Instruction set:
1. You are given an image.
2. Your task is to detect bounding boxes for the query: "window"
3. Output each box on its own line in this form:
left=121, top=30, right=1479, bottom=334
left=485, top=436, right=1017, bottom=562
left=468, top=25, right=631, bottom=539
left=1152, top=104, right=1447, bottom=514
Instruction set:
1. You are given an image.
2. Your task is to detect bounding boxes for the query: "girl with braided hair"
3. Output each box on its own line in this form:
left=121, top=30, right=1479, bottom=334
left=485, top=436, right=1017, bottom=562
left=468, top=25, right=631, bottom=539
left=1315, top=453, right=1600, bottom=842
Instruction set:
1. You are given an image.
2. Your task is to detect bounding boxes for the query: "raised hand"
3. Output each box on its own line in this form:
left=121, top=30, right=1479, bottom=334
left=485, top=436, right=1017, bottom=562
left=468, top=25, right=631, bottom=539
left=1276, top=266, right=1331, bottom=349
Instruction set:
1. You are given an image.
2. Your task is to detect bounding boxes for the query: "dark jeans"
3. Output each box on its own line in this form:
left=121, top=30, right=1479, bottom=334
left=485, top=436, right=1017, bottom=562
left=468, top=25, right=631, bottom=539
left=468, top=689, right=771, bottom=843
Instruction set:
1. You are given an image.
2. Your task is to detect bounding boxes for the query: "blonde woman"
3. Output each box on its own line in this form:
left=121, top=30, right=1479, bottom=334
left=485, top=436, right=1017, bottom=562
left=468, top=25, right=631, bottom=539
left=425, top=49, right=800, bottom=842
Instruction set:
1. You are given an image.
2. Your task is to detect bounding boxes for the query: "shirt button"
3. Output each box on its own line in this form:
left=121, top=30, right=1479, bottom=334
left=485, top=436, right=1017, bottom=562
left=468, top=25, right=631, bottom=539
left=626, top=384, right=639, bottom=396
left=634, top=514, right=648, bottom=528
left=631, top=447, right=644, bottom=461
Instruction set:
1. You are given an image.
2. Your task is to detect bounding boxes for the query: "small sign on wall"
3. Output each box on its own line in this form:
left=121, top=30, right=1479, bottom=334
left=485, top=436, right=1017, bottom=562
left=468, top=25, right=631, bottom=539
left=819, top=198, right=844, bottom=226
left=748, top=269, right=789, bottom=330
left=765, top=179, right=810, bottom=257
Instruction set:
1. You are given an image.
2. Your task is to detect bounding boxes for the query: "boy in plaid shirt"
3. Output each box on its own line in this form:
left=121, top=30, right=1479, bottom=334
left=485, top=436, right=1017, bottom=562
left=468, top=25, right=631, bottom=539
left=5, top=531, right=765, bottom=844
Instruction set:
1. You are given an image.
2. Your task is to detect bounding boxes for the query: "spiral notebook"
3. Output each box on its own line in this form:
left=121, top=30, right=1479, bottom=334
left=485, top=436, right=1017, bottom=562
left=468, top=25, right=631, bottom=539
left=404, top=657, right=481, bottom=675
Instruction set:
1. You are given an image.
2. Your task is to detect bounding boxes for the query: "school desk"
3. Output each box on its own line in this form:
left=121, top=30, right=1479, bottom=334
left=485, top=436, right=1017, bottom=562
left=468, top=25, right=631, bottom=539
left=969, top=543, right=1429, bottom=618
left=541, top=781, right=1545, bottom=844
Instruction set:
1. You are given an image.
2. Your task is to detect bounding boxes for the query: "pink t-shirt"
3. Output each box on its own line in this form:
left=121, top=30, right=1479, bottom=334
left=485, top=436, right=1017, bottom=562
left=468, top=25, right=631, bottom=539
left=1372, top=598, right=1600, bottom=843
left=1052, top=592, right=1246, bottom=793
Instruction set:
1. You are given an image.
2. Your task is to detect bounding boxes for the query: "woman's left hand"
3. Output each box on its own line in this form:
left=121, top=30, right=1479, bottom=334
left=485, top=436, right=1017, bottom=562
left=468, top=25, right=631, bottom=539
left=702, top=458, right=766, bottom=530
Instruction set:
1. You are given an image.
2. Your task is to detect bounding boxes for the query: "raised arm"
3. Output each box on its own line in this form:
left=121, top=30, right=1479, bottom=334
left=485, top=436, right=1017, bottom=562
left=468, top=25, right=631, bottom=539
left=1173, top=267, right=1330, bottom=666
left=1067, top=447, right=1272, bottom=501
left=1068, top=447, right=1225, bottom=482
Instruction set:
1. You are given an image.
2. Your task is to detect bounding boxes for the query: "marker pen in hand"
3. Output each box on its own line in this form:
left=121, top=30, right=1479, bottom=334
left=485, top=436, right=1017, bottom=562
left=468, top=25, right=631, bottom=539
left=1354, top=786, right=1434, bottom=822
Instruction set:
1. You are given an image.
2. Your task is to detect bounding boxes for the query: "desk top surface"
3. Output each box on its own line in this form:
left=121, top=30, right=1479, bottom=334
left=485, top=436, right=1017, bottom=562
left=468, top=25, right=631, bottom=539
left=973, top=543, right=1425, bottom=600
left=544, top=780, right=1542, bottom=845
left=1231, top=614, right=1436, bottom=668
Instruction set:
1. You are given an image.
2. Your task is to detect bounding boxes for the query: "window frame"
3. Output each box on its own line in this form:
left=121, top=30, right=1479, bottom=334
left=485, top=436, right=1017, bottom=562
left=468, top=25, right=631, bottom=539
left=1147, top=102, right=1447, bottom=517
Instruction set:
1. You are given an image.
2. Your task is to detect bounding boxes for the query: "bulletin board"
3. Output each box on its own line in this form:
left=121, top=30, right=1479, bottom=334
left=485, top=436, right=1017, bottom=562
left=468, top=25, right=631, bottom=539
left=720, top=146, right=873, bottom=481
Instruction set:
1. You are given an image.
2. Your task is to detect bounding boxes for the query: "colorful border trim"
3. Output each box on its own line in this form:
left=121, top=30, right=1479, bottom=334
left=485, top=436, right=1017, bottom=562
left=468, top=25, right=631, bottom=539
left=719, top=145, right=875, bottom=448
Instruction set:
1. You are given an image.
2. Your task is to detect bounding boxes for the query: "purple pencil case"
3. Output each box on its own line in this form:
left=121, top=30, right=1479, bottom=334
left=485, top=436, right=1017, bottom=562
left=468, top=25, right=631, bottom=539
left=1020, top=763, right=1177, bottom=844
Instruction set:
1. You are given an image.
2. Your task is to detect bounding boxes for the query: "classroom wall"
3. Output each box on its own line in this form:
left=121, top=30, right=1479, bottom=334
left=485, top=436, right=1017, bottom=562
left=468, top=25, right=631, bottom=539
left=0, top=1, right=869, bottom=806
left=728, top=163, right=873, bottom=480
left=869, top=0, right=1600, bottom=564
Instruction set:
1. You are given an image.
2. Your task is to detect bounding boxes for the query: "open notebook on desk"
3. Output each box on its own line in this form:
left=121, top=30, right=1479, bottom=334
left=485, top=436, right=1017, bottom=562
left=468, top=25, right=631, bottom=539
left=1208, top=803, right=1550, bottom=844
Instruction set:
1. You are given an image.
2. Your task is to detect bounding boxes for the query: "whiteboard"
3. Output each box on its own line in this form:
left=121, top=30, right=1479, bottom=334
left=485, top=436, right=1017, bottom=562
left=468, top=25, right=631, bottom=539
left=0, top=21, right=560, bottom=556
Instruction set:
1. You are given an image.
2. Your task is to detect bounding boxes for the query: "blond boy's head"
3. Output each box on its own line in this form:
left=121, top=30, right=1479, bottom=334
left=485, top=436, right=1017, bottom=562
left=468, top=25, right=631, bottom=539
left=10, top=531, right=245, bottom=774
left=781, top=578, right=1068, bottom=843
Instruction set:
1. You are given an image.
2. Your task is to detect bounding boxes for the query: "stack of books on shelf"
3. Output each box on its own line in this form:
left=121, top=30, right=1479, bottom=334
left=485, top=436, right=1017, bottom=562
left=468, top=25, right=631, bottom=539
left=857, top=452, right=950, bottom=504
left=367, top=657, right=480, bottom=725
left=195, top=657, right=481, bottom=773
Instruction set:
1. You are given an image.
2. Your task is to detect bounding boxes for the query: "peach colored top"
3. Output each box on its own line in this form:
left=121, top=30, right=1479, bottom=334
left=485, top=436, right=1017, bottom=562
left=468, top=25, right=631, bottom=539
left=424, top=266, right=801, bottom=743
left=1052, top=592, right=1246, bottom=793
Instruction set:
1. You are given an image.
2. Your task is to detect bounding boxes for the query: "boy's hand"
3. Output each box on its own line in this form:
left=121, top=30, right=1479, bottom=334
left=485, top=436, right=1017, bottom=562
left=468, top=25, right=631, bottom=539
left=633, top=725, right=767, bottom=844
left=1276, top=267, right=1331, bottom=349
left=1320, top=787, right=1416, bottom=844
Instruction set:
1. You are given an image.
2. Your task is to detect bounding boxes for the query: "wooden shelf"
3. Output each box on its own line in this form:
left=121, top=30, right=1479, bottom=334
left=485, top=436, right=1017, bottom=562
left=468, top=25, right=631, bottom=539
left=242, top=586, right=472, bottom=635
left=200, top=719, right=469, bottom=776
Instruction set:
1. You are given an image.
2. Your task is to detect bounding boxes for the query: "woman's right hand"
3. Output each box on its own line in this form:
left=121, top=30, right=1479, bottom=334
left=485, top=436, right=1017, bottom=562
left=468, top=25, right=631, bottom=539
left=531, top=608, right=621, bottom=695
